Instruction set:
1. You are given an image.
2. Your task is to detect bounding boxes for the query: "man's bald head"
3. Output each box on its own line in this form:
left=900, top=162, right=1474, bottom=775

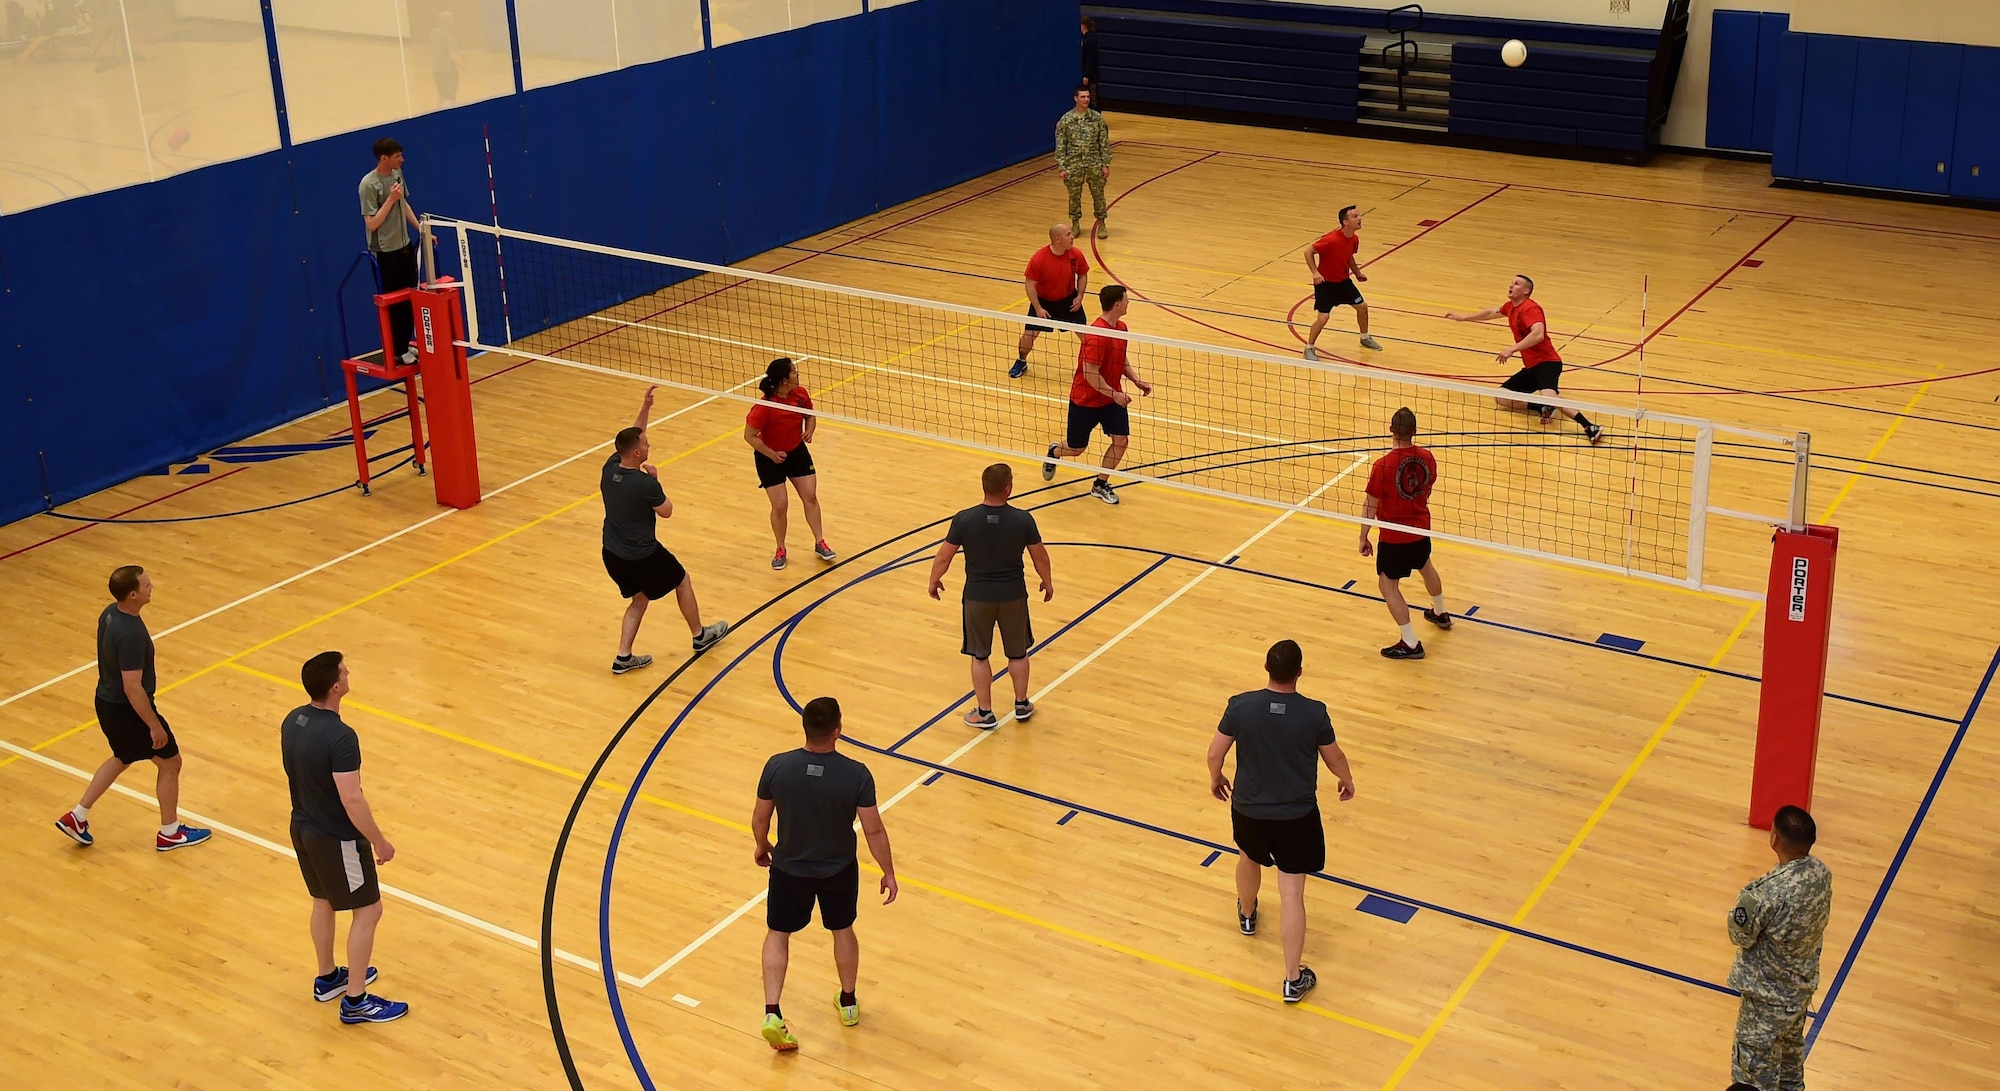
left=1050, top=223, right=1074, bottom=249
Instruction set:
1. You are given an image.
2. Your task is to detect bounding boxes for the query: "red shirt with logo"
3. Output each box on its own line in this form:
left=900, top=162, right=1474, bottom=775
left=1071, top=318, right=1129, bottom=407
left=1026, top=245, right=1089, bottom=302
left=1366, top=445, right=1437, bottom=545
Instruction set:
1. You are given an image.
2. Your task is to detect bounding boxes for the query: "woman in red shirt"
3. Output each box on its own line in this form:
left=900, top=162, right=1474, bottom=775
left=743, top=358, right=834, bottom=570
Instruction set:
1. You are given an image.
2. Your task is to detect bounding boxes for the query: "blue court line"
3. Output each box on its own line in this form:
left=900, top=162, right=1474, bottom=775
left=1597, top=633, right=1646, bottom=652
left=1803, top=642, right=2000, bottom=1056
left=1358, top=895, right=1420, bottom=925
left=1058, top=809, right=1078, bottom=825
left=922, top=771, right=942, bottom=786
left=1201, top=850, right=1222, bottom=867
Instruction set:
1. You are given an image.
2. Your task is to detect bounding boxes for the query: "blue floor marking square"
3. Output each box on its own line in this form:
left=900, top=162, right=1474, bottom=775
left=922, top=771, right=942, bottom=786
left=1596, top=633, right=1645, bottom=652
left=1057, top=809, right=1078, bottom=825
left=1356, top=894, right=1418, bottom=924
left=1200, top=850, right=1222, bottom=867
left=176, top=463, right=212, bottom=475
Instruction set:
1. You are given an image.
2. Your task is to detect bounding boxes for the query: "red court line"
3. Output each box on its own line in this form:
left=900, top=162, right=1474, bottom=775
left=0, top=467, right=249, bottom=563
left=1574, top=214, right=1797, bottom=371
left=1120, top=140, right=2000, bottom=245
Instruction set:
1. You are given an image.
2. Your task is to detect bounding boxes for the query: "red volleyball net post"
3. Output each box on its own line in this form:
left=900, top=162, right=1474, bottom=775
left=1750, top=431, right=1835, bottom=829
left=409, top=276, right=480, bottom=509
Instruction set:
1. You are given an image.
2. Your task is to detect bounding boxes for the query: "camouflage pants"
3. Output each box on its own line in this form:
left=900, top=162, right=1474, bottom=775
left=1064, top=170, right=1107, bottom=224
left=1732, top=994, right=1809, bottom=1091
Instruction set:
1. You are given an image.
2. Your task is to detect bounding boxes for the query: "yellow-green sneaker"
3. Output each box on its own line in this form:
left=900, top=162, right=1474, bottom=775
left=835, top=994, right=859, bottom=1027
left=761, top=1013, right=798, bottom=1051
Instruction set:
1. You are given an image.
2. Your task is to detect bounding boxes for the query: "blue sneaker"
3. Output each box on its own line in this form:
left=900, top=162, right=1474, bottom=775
left=314, top=966, right=380, bottom=1002
left=339, top=993, right=410, bottom=1024
left=156, top=824, right=212, bottom=852
left=1008, top=359, right=1028, bottom=379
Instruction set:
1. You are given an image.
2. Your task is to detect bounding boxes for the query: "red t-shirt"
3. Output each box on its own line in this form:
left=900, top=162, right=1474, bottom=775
left=1026, top=245, right=1089, bottom=303
left=745, top=387, right=813, bottom=453
left=1311, top=229, right=1361, bottom=283
left=1501, top=298, right=1561, bottom=366
left=1366, top=445, right=1437, bottom=545
left=1070, top=318, right=1129, bottom=407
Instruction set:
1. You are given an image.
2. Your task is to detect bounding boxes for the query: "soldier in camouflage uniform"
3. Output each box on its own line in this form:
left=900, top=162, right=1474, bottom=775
left=1055, top=85, right=1112, bottom=240
left=1727, top=804, right=1833, bottom=1091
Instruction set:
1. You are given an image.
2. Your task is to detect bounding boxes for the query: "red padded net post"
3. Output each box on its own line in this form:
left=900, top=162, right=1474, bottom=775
left=1749, top=524, right=1839, bottom=829
left=410, top=282, right=480, bottom=509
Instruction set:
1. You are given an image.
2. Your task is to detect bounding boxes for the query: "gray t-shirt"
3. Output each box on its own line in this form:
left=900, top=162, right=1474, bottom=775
left=945, top=502, right=1042, bottom=602
left=601, top=453, right=666, bottom=561
left=94, top=604, right=155, bottom=705
left=281, top=704, right=365, bottom=841
left=757, top=747, right=878, bottom=879
left=358, top=168, right=411, bottom=252
left=1220, top=688, right=1336, bottom=820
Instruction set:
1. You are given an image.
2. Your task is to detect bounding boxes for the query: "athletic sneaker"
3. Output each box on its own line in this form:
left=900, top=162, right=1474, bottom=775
left=963, top=707, right=998, bottom=729
left=762, top=1013, right=799, bottom=1051
left=1423, top=608, right=1454, bottom=630
left=1381, top=640, right=1425, bottom=660
left=156, top=824, right=213, bottom=852
left=1013, top=699, right=1035, bottom=722
left=1282, top=965, right=1318, bottom=1003
left=814, top=540, right=836, bottom=562
left=692, top=621, right=730, bottom=652
left=1091, top=479, right=1120, bottom=506
left=55, top=811, right=93, bottom=847
left=338, top=993, right=409, bottom=1025
left=314, top=966, right=380, bottom=1002
left=1042, top=442, right=1060, bottom=481
left=835, top=993, right=859, bottom=1027
left=1302, top=346, right=1319, bottom=362
left=1359, top=335, right=1384, bottom=351
left=772, top=548, right=788, bottom=570
left=1237, top=899, right=1258, bottom=937
left=611, top=653, right=653, bottom=675
left=1538, top=406, right=1556, bottom=426
left=1584, top=422, right=1605, bottom=445
left=1009, top=359, right=1028, bottom=379
left=399, top=346, right=419, bottom=366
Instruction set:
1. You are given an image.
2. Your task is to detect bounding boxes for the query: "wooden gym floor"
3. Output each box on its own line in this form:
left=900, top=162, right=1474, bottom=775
left=5, top=112, right=2000, bottom=1089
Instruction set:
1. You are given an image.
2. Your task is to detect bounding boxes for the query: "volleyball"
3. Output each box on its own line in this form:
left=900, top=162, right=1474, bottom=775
left=1501, top=39, right=1528, bottom=67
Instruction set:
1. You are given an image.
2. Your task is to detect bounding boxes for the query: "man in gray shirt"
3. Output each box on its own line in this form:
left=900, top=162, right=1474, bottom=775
left=55, top=565, right=212, bottom=852
left=753, top=696, right=898, bottom=1051
left=1205, top=639, right=1354, bottom=1003
left=927, top=463, right=1055, bottom=729
left=359, top=136, right=422, bottom=365
left=600, top=384, right=727, bottom=672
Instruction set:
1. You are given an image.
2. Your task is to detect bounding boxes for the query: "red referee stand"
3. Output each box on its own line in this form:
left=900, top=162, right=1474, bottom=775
left=1748, top=436, right=1835, bottom=829
left=340, top=270, right=481, bottom=509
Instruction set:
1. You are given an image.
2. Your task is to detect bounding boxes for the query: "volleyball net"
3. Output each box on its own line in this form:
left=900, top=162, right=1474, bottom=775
left=427, top=216, right=1809, bottom=597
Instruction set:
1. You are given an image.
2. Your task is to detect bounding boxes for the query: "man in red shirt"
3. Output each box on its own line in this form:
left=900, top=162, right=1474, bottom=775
left=1012, top=224, right=1091, bottom=379
left=1446, top=274, right=1603, bottom=444
left=1359, top=407, right=1451, bottom=660
left=1041, top=284, right=1153, bottom=505
left=1303, top=205, right=1382, bottom=360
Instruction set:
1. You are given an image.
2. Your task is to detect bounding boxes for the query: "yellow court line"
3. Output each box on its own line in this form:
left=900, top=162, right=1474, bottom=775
left=1378, top=384, right=1936, bottom=1088
left=222, top=660, right=1412, bottom=1041
left=0, top=421, right=749, bottom=771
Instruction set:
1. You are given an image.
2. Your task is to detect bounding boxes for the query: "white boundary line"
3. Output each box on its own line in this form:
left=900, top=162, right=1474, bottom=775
left=630, top=459, right=1366, bottom=989
left=0, top=381, right=755, bottom=713
left=2, top=735, right=601, bottom=974
left=431, top=217, right=1796, bottom=443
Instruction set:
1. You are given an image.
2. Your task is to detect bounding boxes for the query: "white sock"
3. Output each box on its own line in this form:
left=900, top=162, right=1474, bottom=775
left=1398, top=623, right=1418, bottom=647
left=1431, top=594, right=1447, bottom=614
left=160, top=822, right=179, bottom=836
left=71, top=804, right=90, bottom=822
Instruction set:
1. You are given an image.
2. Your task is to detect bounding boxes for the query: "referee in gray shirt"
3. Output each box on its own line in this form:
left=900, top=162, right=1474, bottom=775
left=359, top=137, right=422, bottom=364
left=1205, top=639, right=1354, bottom=1003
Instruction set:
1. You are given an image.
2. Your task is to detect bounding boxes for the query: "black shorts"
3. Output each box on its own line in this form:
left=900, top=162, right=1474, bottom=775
left=767, top=860, right=860, bottom=933
left=1375, top=537, right=1432, bottom=580
left=95, top=696, right=179, bottom=764
left=602, top=546, right=688, bottom=600
left=1065, top=400, right=1129, bottom=450
left=1314, top=278, right=1365, bottom=313
left=1501, top=360, right=1564, bottom=396
left=1232, top=808, right=1327, bottom=875
left=292, top=822, right=382, bottom=912
left=754, top=442, right=816, bottom=489
left=962, top=598, right=1034, bottom=660
left=1027, top=294, right=1087, bottom=333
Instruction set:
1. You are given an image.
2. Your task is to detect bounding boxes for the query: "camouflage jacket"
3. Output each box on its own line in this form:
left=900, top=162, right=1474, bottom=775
left=1055, top=109, right=1111, bottom=173
left=1727, top=854, right=1833, bottom=1002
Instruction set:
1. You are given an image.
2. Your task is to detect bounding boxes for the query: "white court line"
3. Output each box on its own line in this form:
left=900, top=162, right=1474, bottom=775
left=2, top=735, right=601, bottom=974
left=630, top=455, right=1368, bottom=989
left=0, top=381, right=756, bottom=715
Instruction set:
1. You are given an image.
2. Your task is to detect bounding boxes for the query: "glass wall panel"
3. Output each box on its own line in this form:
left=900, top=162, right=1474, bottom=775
left=270, top=0, right=512, bottom=144
left=711, top=0, right=861, bottom=49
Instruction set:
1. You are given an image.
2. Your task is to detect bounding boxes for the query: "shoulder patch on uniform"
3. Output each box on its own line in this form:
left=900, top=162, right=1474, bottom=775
left=806, top=764, right=824, bottom=777
left=1269, top=702, right=1287, bottom=715
left=1732, top=906, right=1749, bottom=926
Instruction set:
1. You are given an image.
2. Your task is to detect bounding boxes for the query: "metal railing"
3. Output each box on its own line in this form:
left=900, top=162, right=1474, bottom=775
left=1381, top=4, right=1424, bottom=111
